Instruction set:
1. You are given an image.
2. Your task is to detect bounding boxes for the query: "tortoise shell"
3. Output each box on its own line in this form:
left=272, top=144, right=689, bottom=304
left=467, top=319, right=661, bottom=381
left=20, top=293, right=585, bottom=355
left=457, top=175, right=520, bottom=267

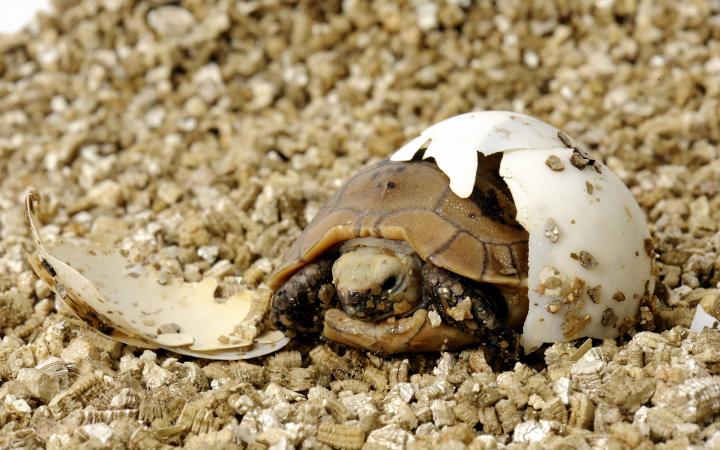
left=269, top=158, right=529, bottom=290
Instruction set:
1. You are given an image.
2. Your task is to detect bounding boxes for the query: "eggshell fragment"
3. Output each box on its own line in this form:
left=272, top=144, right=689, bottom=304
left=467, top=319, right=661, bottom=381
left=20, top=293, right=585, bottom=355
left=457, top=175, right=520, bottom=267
left=690, top=305, right=718, bottom=332
left=391, top=111, right=655, bottom=351
left=26, top=192, right=288, bottom=359
left=690, top=293, right=720, bottom=332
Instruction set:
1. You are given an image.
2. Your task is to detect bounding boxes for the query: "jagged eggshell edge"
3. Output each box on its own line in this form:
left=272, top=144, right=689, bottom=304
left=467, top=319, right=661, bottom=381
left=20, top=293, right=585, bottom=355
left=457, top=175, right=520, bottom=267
left=391, top=111, right=565, bottom=198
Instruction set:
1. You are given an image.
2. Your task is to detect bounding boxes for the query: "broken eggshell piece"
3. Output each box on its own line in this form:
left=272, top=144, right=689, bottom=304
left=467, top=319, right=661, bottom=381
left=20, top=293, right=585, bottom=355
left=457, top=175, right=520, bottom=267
left=690, top=293, right=720, bottom=332
left=391, top=111, right=655, bottom=352
left=26, top=192, right=288, bottom=360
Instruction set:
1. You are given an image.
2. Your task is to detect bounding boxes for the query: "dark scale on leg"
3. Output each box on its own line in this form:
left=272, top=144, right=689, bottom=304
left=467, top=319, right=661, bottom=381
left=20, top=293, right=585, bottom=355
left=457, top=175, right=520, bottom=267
left=271, top=257, right=335, bottom=338
left=422, top=263, right=519, bottom=369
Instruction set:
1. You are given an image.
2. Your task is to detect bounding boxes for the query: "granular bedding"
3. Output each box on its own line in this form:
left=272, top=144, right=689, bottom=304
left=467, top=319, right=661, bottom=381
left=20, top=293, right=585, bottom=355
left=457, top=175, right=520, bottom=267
left=1, top=1, right=720, bottom=448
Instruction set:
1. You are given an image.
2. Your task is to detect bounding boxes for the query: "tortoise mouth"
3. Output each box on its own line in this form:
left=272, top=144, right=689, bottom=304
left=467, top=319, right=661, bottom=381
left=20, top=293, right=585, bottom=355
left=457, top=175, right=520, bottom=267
left=335, top=277, right=425, bottom=322
left=322, top=308, right=480, bottom=354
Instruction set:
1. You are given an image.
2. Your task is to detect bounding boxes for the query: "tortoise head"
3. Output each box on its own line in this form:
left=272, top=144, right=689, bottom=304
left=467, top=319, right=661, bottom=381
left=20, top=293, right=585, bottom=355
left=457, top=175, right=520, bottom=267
left=331, top=238, right=423, bottom=321
left=324, top=237, right=483, bottom=354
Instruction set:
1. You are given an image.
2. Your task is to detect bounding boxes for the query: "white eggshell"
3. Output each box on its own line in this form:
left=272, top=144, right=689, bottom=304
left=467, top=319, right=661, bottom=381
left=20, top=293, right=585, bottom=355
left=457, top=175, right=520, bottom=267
left=690, top=305, right=719, bottom=332
left=392, top=111, right=655, bottom=351
left=500, top=148, right=654, bottom=351
left=391, top=111, right=565, bottom=197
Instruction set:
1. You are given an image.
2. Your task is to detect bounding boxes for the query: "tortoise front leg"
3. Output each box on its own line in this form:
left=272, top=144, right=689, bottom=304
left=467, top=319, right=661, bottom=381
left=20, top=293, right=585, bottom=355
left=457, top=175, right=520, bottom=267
left=271, top=257, right=336, bottom=338
left=422, top=263, right=519, bottom=367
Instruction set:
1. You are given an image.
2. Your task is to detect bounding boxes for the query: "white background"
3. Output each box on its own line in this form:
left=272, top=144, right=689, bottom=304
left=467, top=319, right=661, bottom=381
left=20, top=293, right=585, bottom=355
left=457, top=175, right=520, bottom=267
left=0, top=1, right=53, bottom=34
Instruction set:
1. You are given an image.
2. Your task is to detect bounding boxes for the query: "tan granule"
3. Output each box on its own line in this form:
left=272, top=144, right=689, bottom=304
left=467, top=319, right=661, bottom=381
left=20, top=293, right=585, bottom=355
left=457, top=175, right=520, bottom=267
left=571, top=251, right=598, bottom=269
left=545, top=155, right=565, bottom=172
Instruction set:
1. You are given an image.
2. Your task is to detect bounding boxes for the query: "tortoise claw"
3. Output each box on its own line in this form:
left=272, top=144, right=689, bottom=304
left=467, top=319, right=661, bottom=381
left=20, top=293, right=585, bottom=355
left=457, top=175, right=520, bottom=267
left=271, top=257, right=335, bottom=338
left=422, top=263, right=519, bottom=369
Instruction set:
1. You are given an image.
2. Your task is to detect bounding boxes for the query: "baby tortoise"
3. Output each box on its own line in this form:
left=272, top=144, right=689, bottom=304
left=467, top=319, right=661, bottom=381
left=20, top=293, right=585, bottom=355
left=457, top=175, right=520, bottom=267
left=268, top=155, right=529, bottom=364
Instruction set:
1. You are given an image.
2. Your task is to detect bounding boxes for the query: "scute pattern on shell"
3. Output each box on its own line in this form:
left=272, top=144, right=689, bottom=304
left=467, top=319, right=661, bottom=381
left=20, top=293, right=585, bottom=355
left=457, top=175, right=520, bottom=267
left=269, top=160, right=529, bottom=290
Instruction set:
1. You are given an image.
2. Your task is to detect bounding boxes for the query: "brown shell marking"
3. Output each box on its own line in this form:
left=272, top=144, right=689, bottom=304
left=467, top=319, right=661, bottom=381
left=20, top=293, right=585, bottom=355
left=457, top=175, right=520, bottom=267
left=269, top=160, right=529, bottom=289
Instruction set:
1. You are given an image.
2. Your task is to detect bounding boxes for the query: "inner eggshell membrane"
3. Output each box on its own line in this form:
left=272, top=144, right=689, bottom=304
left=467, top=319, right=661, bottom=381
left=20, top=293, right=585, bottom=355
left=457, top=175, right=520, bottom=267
left=392, top=111, right=655, bottom=352
left=26, top=192, right=289, bottom=360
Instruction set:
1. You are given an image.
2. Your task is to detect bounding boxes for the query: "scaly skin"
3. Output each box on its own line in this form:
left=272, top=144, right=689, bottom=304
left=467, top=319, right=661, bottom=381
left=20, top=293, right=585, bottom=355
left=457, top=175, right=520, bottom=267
left=422, top=263, right=519, bottom=369
left=270, top=256, right=335, bottom=338
left=271, top=253, right=520, bottom=369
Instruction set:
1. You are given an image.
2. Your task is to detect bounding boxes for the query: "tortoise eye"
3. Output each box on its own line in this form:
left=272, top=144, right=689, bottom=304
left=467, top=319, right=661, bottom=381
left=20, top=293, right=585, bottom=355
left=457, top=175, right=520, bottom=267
left=382, top=276, right=397, bottom=291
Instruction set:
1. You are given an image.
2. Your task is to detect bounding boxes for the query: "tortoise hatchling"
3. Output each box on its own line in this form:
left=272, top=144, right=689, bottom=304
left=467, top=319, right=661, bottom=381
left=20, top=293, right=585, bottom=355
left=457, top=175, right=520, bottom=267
left=270, top=111, right=656, bottom=362
left=269, top=155, right=529, bottom=362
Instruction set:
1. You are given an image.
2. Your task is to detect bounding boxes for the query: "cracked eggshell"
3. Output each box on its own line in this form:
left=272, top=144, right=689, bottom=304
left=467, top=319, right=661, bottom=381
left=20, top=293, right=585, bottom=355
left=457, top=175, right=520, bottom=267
left=26, top=192, right=288, bottom=360
left=391, top=111, right=563, bottom=198
left=391, top=111, right=655, bottom=352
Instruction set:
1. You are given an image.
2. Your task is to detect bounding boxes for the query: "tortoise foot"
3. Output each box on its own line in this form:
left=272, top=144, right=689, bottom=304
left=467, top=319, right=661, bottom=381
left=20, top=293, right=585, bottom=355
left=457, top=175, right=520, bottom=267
left=271, top=257, right=335, bottom=338
left=422, top=263, right=519, bottom=368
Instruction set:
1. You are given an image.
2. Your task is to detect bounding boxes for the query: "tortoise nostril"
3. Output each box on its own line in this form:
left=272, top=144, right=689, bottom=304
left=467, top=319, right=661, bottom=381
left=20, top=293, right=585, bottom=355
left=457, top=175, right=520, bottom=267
left=381, top=276, right=397, bottom=292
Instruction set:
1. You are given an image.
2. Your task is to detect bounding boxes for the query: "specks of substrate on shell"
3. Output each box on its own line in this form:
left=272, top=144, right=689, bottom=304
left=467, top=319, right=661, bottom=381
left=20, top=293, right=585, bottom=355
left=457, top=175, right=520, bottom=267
left=569, top=150, right=596, bottom=172
left=546, top=301, right=562, bottom=314
left=537, top=266, right=566, bottom=296
left=545, top=155, right=565, bottom=172
left=613, top=291, right=627, bottom=303
left=216, top=334, right=251, bottom=347
left=557, top=131, right=599, bottom=173
left=570, top=251, right=598, bottom=269
left=545, top=218, right=560, bottom=243
left=602, top=308, right=619, bottom=327
left=587, top=285, right=602, bottom=304
left=562, top=311, right=592, bottom=339
left=536, top=266, right=585, bottom=306
left=585, top=182, right=594, bottom=195
left=568, top=279, right=586, bottom=303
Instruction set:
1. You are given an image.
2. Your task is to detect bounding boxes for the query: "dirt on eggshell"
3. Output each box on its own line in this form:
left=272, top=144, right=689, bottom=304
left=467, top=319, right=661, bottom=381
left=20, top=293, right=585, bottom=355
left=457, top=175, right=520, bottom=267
left=1, top=1, right=720, bottom=448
